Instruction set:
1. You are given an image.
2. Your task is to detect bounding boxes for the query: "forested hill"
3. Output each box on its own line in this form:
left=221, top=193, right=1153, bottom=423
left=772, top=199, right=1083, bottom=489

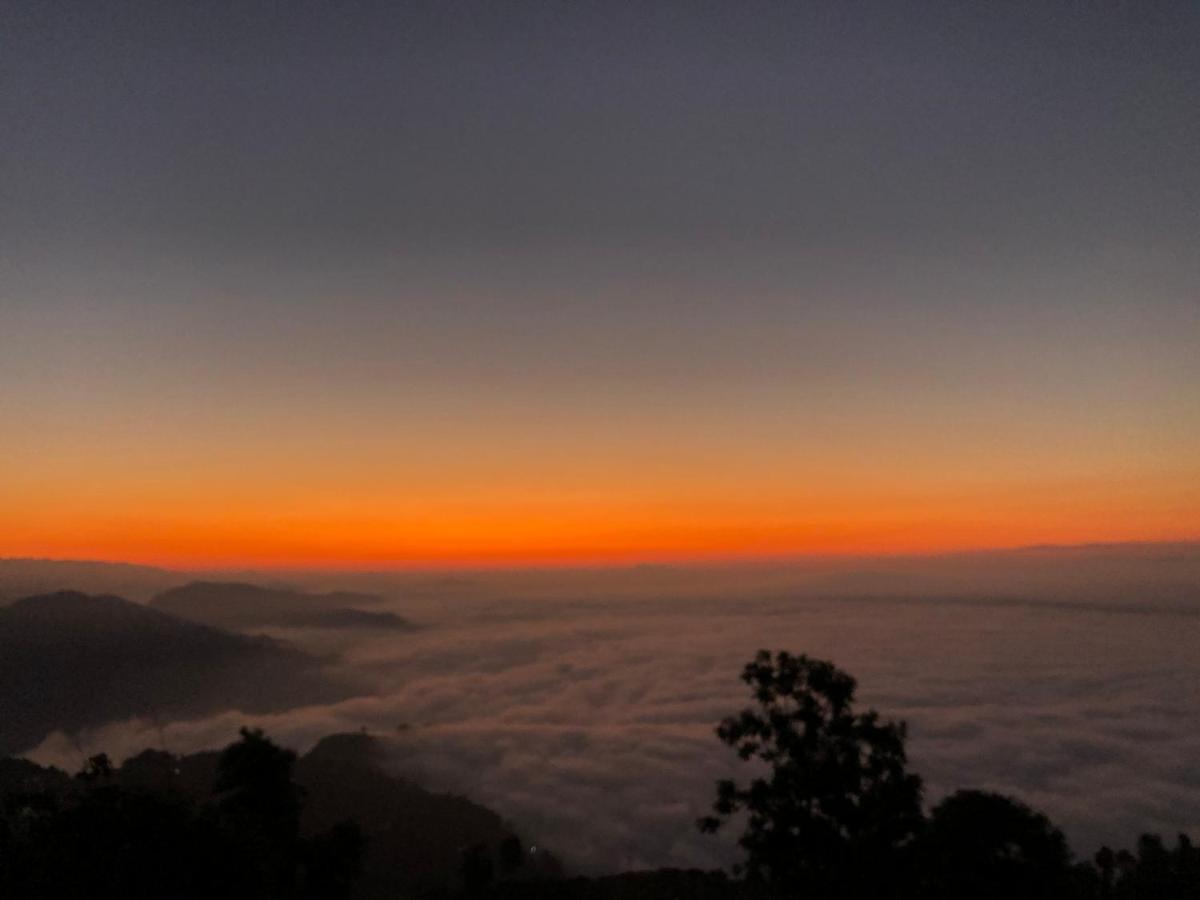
left=0, top=591, right=358, bottom=755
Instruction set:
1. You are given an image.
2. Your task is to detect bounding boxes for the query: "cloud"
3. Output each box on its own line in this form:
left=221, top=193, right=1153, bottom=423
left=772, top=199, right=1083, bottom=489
left=26, top=586, right=1200, bottom=872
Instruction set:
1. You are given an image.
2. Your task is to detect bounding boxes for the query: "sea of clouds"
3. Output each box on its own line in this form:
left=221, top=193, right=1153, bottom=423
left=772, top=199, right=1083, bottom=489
left=28, top=572, right=1200, bottom=875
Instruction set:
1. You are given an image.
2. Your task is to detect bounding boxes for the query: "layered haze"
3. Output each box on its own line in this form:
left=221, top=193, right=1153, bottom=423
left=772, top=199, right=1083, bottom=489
left=12, top=546, right=1200, bottom=873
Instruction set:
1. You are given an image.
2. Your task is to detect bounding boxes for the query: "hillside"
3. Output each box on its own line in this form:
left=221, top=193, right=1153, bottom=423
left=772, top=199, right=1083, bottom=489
left=0, top=730, right=562, bottom=899
left=0, top=592, right=360, bottom=755
left=151, top=581, right=415, bottom=631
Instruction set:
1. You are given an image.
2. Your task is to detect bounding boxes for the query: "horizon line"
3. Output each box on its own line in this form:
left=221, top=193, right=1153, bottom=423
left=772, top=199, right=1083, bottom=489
left=4, top=536, right=1199, bottom=576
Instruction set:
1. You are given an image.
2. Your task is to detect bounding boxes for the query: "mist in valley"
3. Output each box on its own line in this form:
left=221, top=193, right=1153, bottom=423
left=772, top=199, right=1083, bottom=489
left=6, top=545, right=1198, bottom=874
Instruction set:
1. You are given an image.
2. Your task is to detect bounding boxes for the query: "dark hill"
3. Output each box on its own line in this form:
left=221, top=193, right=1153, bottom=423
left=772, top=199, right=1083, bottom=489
left=2, top=731, right=562, bottom=899
left=0, top=592, right=361, bottom=755
left=151, top=581, right=415, bottom=632
left=294, top=733, right=563, bottom=898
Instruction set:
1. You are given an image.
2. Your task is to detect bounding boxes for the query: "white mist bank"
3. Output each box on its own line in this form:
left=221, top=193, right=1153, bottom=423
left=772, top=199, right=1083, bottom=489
left=25, top=561, right=1200, bottom=873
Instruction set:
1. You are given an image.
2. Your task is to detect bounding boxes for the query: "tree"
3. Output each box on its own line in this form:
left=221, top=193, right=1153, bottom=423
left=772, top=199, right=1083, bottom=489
left=498, top=833, right=526, bottom=878
left=0, top=729, right=363, bottom=900
left=699, top=650, right=924, bottom=898
left=1099, top=833, right=1200, bottom=900
left=459, top=841, right=495, bottom=895
left=214, top=727, right=304, bottom=897
left=301, top=821, right=364, bottom=900
left=77, top=754, right=113, bottom=784
left=920, top=790, right=1074, bottom=900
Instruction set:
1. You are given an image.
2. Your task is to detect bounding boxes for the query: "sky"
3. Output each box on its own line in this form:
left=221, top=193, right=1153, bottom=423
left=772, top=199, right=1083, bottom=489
left=2, top=1, right=1198, bottom=567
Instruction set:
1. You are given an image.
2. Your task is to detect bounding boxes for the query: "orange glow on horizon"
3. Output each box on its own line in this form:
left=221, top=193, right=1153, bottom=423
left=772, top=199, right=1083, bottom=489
left=6, top=409, right=1197, bottom=570
left=5, top=481, right=1197, bottom=570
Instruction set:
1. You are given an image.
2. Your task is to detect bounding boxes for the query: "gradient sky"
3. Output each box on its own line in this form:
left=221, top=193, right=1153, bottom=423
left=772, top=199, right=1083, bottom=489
left=2, top=1, right=1198, bottom=567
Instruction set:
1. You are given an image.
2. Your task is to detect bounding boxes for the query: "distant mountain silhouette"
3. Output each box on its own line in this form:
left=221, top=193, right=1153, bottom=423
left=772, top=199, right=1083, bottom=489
left=0, top=558, right=181, bottom=605
left=151, top=581, right=416, bottom=632
left=0, top=592, right=362, bottom=755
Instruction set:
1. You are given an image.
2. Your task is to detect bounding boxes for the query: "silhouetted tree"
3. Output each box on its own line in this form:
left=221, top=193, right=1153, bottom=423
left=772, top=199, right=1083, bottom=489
left=460, top=841, right=495, bottom=895
left=1096, top=845, right=1117, bottom=898
left=215, top=727, right=304, bottom=897
left=1094, top=832, right=1200, bottom=900
left=1, top=764, right=240, bottom=898
left=699, top=650, right=924, bottom=898
left=301, top=820, right=364, bottom=900
left=0, top=728, right=363, bottom=899
left=1177, top=835, right=1200, bottom=899
left=919, top=790, right=1074, bottom=899
left=499, top=833, right=526, bottom=877
left=77, top=753, right=113, bottom=784
left=216, top=728, right=302, bottom=829
left=1137, top=834, right=1175, bottom=899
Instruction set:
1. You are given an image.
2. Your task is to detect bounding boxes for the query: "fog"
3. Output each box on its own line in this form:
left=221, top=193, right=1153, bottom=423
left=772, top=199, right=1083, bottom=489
left=16, top=545, right=1200, bottom=874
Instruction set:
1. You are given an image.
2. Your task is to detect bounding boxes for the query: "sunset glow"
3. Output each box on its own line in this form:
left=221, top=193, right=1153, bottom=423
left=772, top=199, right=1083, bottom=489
left=4, top=4, right=1200, bottom=890
left=3, top=2, right=1197, bottom=570
left=5, top=463, right=1197, bottom=568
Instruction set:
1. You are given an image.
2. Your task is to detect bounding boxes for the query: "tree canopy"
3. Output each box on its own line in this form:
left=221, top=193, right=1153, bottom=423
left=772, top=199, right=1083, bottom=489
left=699, top=650, right=924, bottom=897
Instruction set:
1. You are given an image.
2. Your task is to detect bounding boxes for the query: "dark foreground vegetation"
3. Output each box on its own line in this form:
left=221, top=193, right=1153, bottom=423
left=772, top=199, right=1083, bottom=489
left=693, top=651, right=1200, bottom=900
left=0, top=729, right=559, bottom=899
left=1, top=650, right=1196, bottom=899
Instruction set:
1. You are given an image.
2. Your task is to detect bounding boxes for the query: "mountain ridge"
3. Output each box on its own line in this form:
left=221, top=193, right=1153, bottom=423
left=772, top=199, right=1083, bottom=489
left=151, top=581, right=416, bottom=632
left=0, top=591, right=362, bottom=755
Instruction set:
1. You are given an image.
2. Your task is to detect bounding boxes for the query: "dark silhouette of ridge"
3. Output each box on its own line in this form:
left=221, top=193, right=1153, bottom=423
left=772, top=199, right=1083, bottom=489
left=151, top=581, right=416, bottom=632
left=0, top=729, right=561, bottom=899
left=0, top=728, right=364, bottom=898
left=0, top=592, right=363, bottom=755
left=294, top=733, right=563, bottom=898
left=0, top=558, right=180, bottom=605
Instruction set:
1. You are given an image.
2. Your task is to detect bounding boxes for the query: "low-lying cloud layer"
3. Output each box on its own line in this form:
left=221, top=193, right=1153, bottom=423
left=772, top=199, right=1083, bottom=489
left=26, top=575, right=1200, bottom=874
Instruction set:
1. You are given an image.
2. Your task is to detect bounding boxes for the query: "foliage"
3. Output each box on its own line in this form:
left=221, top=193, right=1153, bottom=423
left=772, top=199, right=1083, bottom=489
left=1091, top=833, right=1200, bottom=900
left=0, top=729, right=362, bottom=900
left=920, top=789, right=1074, bottom=899
left=700, top=649, right=1199, bottom=900
left=698, top=650, right=924, bottom=897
